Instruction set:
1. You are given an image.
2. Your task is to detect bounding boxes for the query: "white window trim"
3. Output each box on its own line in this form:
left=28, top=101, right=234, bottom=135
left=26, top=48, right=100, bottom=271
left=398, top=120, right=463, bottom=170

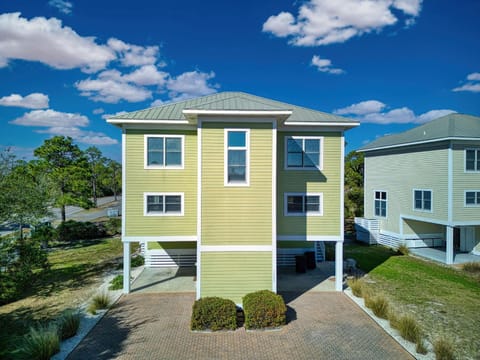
left=224, top=128, right=250, bottom=187
left=464, top=190, right=480, bottom=207
left=465, top=148, right=480, bottom=173
left=284, top=136, right=324, bottom=171
left=373, top=190, right=388, bottom=218
left=413, top=189, right=433, bottom=213
left=144, top=134, right=185, bottom=170
left=284, top=192, right=323, bottom=216
left=144, top=192, right=184, bottom=216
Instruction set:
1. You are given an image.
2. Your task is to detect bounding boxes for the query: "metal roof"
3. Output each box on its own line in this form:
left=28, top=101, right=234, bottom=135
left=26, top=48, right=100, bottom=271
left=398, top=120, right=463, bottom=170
left=108, top=91, right=357, bottom=125
left=359, top=113, right=480, bottom=152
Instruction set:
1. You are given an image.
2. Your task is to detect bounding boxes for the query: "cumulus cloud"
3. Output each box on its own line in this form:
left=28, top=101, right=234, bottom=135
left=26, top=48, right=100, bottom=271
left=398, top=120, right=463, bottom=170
left=452, top=72, right=480, bottom=93
left=167, top=71, right=218, bottom=101
left=150, top=99, right=164, bottom=107
left=92, top=108, right=104, bottom=114
left=0, top=93, right=49, bottom=109
left=311, top=55, right=344, bottom=74
left=10, top=109, right=117, bottom=145
left=335, top=99, right=455, bottom=124
left=107, top=38, right=159, bottom=67
left=48, top=0, right=73, bottom=14
left=0, top=12, right=115, bottom=72
left=123, top=65, right=168, bottom=86
left=262, top=0, right=423, bottom=46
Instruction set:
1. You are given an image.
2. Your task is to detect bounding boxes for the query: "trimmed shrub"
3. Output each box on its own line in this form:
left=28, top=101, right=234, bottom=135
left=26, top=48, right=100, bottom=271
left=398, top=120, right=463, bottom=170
left=433, top=337, right=455, bottom=360
left=364, top=294, right=390, bottom=319
left=87, top=293, right=111, bottom=315
left=17, top=324, right=60, bottom=360
left=57, top=310, right=81, bottom=340
left=109, top=275, right=123, bottom=290
left=397, top=314, right=422, bottom=343
left=191, top=297, right=237, bottom=331
left=397, top=244, right=410, bottom=256
left=242, top=290, right=287, bottom=329
left=57, top=220, right=106, bottom=242
left=131, top=255, right=144, bottom=267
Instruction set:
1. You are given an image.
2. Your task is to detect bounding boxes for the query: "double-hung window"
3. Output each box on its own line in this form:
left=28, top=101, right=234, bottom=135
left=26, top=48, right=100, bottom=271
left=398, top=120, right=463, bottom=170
left=284, top=193, right=323, bottom=216
left=465, top=191, right=480, bottom=206
left=145, top=135, right=183, bottom=168
left=285, top=136, right=323, bottom=169
left=374, top=191, right=387, bottom=217
left=465, top=149, right=480, bottom=172
left=414, top=189, right=432, bottom=211
left=144, top=193, right=183, bottom=216
left=225, top=129, right=249, bottom=186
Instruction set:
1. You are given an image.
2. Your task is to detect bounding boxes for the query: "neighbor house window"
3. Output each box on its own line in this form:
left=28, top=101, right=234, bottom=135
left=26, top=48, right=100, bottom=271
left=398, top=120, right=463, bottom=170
left=465, top=149, right=480, bottom=172
left=225, top=129, right=249, bottom=185
left=284, top=193, right=323, bottom=216
left=145, top=135, right=184, bottom=168
left=465, top=191, right=480, bottom=206
left=285, top=136, right=323, bottom=169
left=374, top=191, right=387, bottom=217
left=144, top=193, right=183, bottom=216
left=414, top=189, right=432, bottom=211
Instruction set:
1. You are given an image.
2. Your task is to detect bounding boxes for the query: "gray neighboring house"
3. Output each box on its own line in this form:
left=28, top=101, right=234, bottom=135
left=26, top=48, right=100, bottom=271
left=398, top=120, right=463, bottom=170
left=355, top=113, right=480, bottom=264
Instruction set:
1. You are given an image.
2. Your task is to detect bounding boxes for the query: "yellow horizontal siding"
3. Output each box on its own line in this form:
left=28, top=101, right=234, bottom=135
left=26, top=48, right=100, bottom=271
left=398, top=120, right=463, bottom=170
left=201, top=122, right=273, bottom=245
left=277, top=132, right=341, bottom=236
left=147, top=241, right=196, bottom=250
left=200, top=252, right=272, bottom=304
left=125, top=129, right=197, bottom=236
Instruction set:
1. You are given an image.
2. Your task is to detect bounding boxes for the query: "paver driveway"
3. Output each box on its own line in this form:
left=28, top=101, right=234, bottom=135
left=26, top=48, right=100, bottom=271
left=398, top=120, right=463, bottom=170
left=68, top=292, right=413, bottom=360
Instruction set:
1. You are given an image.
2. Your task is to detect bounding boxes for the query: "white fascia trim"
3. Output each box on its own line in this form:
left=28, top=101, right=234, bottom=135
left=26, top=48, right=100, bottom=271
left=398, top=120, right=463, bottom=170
left=123, top=124, right=197, bottom=131
left=400, top=214, right=449, bottom=226
left=121, top=128, right=126, bottom=241
left=123, top=236, right=197, bottom=242
left=277, top=235, right=343, bottom=241
left=359, top=137, right=480, bottom=153
left=200, top=245, right=273, bottom=252
left=182, top=109, right=292, bottom=116
left=108, top=119, right=189, bottom=125
left=279, top=126, right=352, bottom=133
left=272, top=120, right=277, bottom=293
left=283, top=121, right=359, bottom=128
left=196, top=119, right=202, bottom=299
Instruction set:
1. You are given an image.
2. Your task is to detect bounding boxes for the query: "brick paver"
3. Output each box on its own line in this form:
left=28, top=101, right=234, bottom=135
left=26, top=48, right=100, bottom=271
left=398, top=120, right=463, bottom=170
left=68, top=292, right=413, bottom=360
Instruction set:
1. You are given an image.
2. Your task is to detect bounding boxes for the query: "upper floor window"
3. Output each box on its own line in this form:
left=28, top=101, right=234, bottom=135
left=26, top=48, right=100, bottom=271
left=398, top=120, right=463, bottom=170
left=414, top=189, right=432, bottom=212
left=144, top=193, right=183, bottom=216
left=145, top=135, right=184, bottom=169
left=284, top=193, right=323, bottom=216
left=465, top=149, right=480, bottom=172
left=465, top=191, right=480, bottom=206
left=225, top=129, right=249, bottom=186
left=374, top=191, right=387, bottom=217
left=285, top=136, right=323, bottom=170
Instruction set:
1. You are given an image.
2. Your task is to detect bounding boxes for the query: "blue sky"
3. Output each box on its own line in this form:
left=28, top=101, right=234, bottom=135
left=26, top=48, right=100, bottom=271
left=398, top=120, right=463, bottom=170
left=0, top=0, right=479, bottom=162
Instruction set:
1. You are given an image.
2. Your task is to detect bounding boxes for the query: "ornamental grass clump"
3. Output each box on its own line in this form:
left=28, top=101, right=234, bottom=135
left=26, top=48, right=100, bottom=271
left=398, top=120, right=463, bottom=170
left=191, top=297, right=237, bottom=331
left=17, top=324, right=60, bottom=360
left=57, top=310, right=81, bottom=340
left=88, top=292, right=111, bottom=315
left=242, top=290, right=286, bottom=329
left=364, top=294, right=390, bottom=319
left=433, top=337, right=455, bottom=360
left=397, top=244, right=410, bottom=256
left=347, top=277, right=364, bottom=297
left=397, top=314, right=422, bottom=343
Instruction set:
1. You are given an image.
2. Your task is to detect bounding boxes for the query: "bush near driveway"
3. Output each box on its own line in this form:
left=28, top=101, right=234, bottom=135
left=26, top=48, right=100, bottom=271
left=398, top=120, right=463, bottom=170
left=243, top=290, right=286, bottom=329
left=191, top=297, right=237, bottom=331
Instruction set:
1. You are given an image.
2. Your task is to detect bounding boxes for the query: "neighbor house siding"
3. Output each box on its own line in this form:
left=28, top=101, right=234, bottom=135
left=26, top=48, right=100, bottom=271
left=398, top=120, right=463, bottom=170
left=124, top=129, right=197, bottom=236
left=277, top=132, right=342, bottom=237
left=200, top=252, right=272, bottom=304
left=201, top=122, right=273, bottom=245
left=452, top=140, right=480, bottom=222
left=364, top=144, right=449, bottom=234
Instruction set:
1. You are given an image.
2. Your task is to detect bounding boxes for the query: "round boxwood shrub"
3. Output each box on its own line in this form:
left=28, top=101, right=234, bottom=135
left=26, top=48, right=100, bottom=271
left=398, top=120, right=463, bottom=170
left=242, top=290, right=287, bottom=329
left=191, top=297, right=237, bottom=331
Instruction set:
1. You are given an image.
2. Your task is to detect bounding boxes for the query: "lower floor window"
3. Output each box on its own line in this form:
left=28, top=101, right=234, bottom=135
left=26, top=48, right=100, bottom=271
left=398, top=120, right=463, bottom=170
left=465, top=191, right=480, bottom=206
left=374, top=191, right=387, bottom=217
left=285, top=193, right=323, bottom=216
left=145, top=193, right=183, bottom=216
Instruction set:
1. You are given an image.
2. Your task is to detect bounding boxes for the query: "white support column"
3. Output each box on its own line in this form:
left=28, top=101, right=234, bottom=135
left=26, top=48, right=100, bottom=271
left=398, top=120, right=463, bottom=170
left=123, top=242, right=131, bottom=294
left=446, top=226, right=454, bottom=265
left=335, top=240, right=343, bottom=291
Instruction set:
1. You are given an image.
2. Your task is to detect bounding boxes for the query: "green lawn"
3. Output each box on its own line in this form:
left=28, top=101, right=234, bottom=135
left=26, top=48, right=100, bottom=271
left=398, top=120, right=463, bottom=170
left=345, top=243, right=480, bottom=359
left=0, top=237, right=124, bottom=359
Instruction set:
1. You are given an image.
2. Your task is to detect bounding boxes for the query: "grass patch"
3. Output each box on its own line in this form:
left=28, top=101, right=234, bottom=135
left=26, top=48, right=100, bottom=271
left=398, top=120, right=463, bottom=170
left=88, top=293, right=111, bottom=315
left=16, top=324, right=60, bottom=360
left=57, top=310, right=81, bottom=340
left=109, top=275, right=123, bottom=290
left=344, top=243, right=397, bottom=272
left=433, top=337, right=455, bottom=360
left=344, top=243, right=480, bottom=359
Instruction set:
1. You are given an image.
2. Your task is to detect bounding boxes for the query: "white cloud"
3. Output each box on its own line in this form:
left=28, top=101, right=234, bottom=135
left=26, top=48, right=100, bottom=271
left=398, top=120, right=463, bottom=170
left=107, top=38, right=159, bottom=67
left=10, top=109, right=117, bottom=145
left=93, top=108, right=104, bottom=114
left=262, top=0, right=423, bottom=46
left=123, top=65, right=168, bottom=86
left=0, top=93, right=49, bottom=109
left=334, top=100, right=386, bottom=115
left=48, top=0, right=73, bottom=14
left=151, top=99, right=164, bottom=107
left=335, top=99, right=455, bottom=124
left=0, top=13, right=115, bottom=73
left=167, top=71, right=218, bottom=101
left=311, top=55, right=344, bottom=74
left=453, top=72, right=480, bottom=93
